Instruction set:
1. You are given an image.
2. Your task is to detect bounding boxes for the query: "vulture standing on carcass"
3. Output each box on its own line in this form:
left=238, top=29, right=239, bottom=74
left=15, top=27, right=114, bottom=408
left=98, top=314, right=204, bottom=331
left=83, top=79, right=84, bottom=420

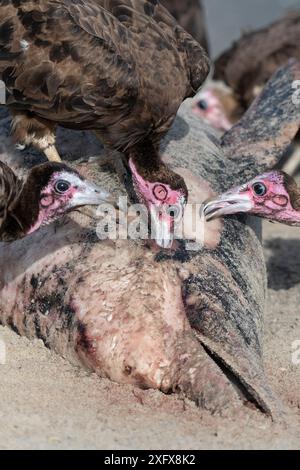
left=160, top=0, right=209, bottom=52
left=205, top=170, right=300, bottom=226
left=0, top=0, right=210, bottom=248
left=0, top=160, right=113, bottom=241
left=193, top=10, right=300, bottom=172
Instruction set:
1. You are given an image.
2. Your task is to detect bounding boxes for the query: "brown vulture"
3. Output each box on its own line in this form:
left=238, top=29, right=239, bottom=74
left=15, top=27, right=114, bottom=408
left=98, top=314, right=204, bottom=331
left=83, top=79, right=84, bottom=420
left=0, top=0, right=210, bottom=247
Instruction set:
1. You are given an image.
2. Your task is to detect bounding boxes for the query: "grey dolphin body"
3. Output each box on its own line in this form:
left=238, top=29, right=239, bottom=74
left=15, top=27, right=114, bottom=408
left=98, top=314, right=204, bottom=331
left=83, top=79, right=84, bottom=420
left=0, top=60, right=299, bottom=419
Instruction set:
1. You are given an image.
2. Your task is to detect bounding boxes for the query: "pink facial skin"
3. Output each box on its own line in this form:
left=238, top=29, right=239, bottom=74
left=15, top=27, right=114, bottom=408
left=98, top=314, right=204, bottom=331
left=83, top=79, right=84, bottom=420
left=26, top=169, right=110, bottom=236
left=129, top=159, right=187, bottom=248
left=27, top=172, right=78, bottom=234
left=192, top=89, right=233, bottom=132
left=204, top=170, right=300, bottom=226
left=243, top=172, right=300, bottom=224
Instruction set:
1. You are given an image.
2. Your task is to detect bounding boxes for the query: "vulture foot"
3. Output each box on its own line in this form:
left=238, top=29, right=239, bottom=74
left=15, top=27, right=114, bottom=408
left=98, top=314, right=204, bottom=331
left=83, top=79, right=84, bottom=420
left=43, top=144, right=62, bottom=162
left=10, top=111, right=61, bottom=162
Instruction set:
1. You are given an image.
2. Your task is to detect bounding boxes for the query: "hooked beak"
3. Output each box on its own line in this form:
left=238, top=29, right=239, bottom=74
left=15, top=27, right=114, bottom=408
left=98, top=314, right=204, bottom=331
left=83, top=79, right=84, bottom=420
left=70, top=180, right=118, bottom=209
left=150, top=207, right=174, bottom=249
left=204, top=190, right=253, bottom=221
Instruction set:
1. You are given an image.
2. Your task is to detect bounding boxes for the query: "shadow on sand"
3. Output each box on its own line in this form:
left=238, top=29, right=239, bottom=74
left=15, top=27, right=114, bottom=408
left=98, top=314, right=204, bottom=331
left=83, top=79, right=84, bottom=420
left=265, top=238, right=300, bottom=290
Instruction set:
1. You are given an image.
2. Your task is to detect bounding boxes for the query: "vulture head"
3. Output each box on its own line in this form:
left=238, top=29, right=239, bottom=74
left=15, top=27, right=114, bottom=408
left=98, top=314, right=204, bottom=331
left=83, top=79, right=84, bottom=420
left=204, top=171, right=300, bottom=226
left=129, top=159, right=188, bottom=249
left=192, top=83, right=239, bottom=132
left=18, top=163, right=114, bottom=236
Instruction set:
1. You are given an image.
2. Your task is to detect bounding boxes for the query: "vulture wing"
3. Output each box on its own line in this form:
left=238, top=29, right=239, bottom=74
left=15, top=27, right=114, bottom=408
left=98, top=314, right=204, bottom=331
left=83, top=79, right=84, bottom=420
left=2, top=1, right=138, bottom=115
left=1, top=1, right=209, bottom=149
left=63, top=0, right=209, bottom=93
left=160, top=0, right=209, bottom=52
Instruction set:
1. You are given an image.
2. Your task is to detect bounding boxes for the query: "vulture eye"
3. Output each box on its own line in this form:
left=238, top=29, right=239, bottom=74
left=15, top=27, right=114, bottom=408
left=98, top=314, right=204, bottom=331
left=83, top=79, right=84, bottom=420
left=54, top=180, right=71, bottom=194
left=166, top=205, right=181, bottom=219
left=252, top=182, right=267, bottom=197
left=197, top=99, right=208, bottom=110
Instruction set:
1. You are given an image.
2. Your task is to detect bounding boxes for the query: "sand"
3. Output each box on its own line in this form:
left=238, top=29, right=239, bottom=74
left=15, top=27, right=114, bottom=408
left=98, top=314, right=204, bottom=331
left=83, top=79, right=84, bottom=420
left=0, top=218, right=299, bottom=450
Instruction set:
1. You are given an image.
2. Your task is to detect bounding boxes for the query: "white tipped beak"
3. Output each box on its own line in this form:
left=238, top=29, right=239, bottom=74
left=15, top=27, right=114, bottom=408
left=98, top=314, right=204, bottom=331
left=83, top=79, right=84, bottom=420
left=150, top=209, right=174, bottom=249
left=204, top=192, right=253, bottom=221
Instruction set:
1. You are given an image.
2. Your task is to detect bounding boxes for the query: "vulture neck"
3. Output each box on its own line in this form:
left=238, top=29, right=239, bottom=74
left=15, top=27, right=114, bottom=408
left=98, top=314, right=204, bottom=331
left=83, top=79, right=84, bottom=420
left=291, top=212, right=300, bottom=225
left=279, top=208, right=300, bottom=226
left=282, top=181, right=300, bottom=225
left=128, top=140, right=172, bottom=184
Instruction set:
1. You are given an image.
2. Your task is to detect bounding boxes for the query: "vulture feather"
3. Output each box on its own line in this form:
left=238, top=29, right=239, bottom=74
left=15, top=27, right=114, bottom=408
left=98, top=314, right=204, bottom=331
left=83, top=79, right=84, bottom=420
left=160, top=0, right=209, bottom=52
left=0, top=0, right=210, bottom=247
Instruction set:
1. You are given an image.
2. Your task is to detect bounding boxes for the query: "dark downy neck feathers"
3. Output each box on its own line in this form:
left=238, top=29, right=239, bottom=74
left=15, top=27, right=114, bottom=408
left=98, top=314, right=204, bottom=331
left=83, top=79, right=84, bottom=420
left=129, top=140, right=187, bottom=193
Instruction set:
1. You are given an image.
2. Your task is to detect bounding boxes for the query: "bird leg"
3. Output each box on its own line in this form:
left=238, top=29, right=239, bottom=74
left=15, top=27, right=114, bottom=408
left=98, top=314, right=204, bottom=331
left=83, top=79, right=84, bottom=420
left=43, top=144, right=61, bottom=162
left=10, top=111, right=61, bottom=162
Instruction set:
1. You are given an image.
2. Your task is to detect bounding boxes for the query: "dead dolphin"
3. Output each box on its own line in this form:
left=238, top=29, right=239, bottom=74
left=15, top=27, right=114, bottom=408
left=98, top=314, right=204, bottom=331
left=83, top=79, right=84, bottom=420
left=0, top=60, right=299, bottom=419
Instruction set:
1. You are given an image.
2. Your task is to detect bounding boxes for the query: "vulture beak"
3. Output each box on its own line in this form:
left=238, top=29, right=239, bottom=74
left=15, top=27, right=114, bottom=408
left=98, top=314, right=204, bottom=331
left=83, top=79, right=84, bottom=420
left=204, top=190, right=253, bottom=221
left=150, top=206, right=174, bottom=249
left=70, top=180, right=119, bottom=209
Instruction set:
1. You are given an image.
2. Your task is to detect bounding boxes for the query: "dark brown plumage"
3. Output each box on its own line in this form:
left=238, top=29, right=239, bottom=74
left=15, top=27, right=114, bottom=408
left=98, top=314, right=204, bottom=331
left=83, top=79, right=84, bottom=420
left=0, top=160, right=23, bottom=238
left=283, top=171, right=300, bottom=210
left=160, top=0, right=209, bottom=52
left=0, top=0, right=209, bottom=159
left=0, top=1, right=210, bottom=247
